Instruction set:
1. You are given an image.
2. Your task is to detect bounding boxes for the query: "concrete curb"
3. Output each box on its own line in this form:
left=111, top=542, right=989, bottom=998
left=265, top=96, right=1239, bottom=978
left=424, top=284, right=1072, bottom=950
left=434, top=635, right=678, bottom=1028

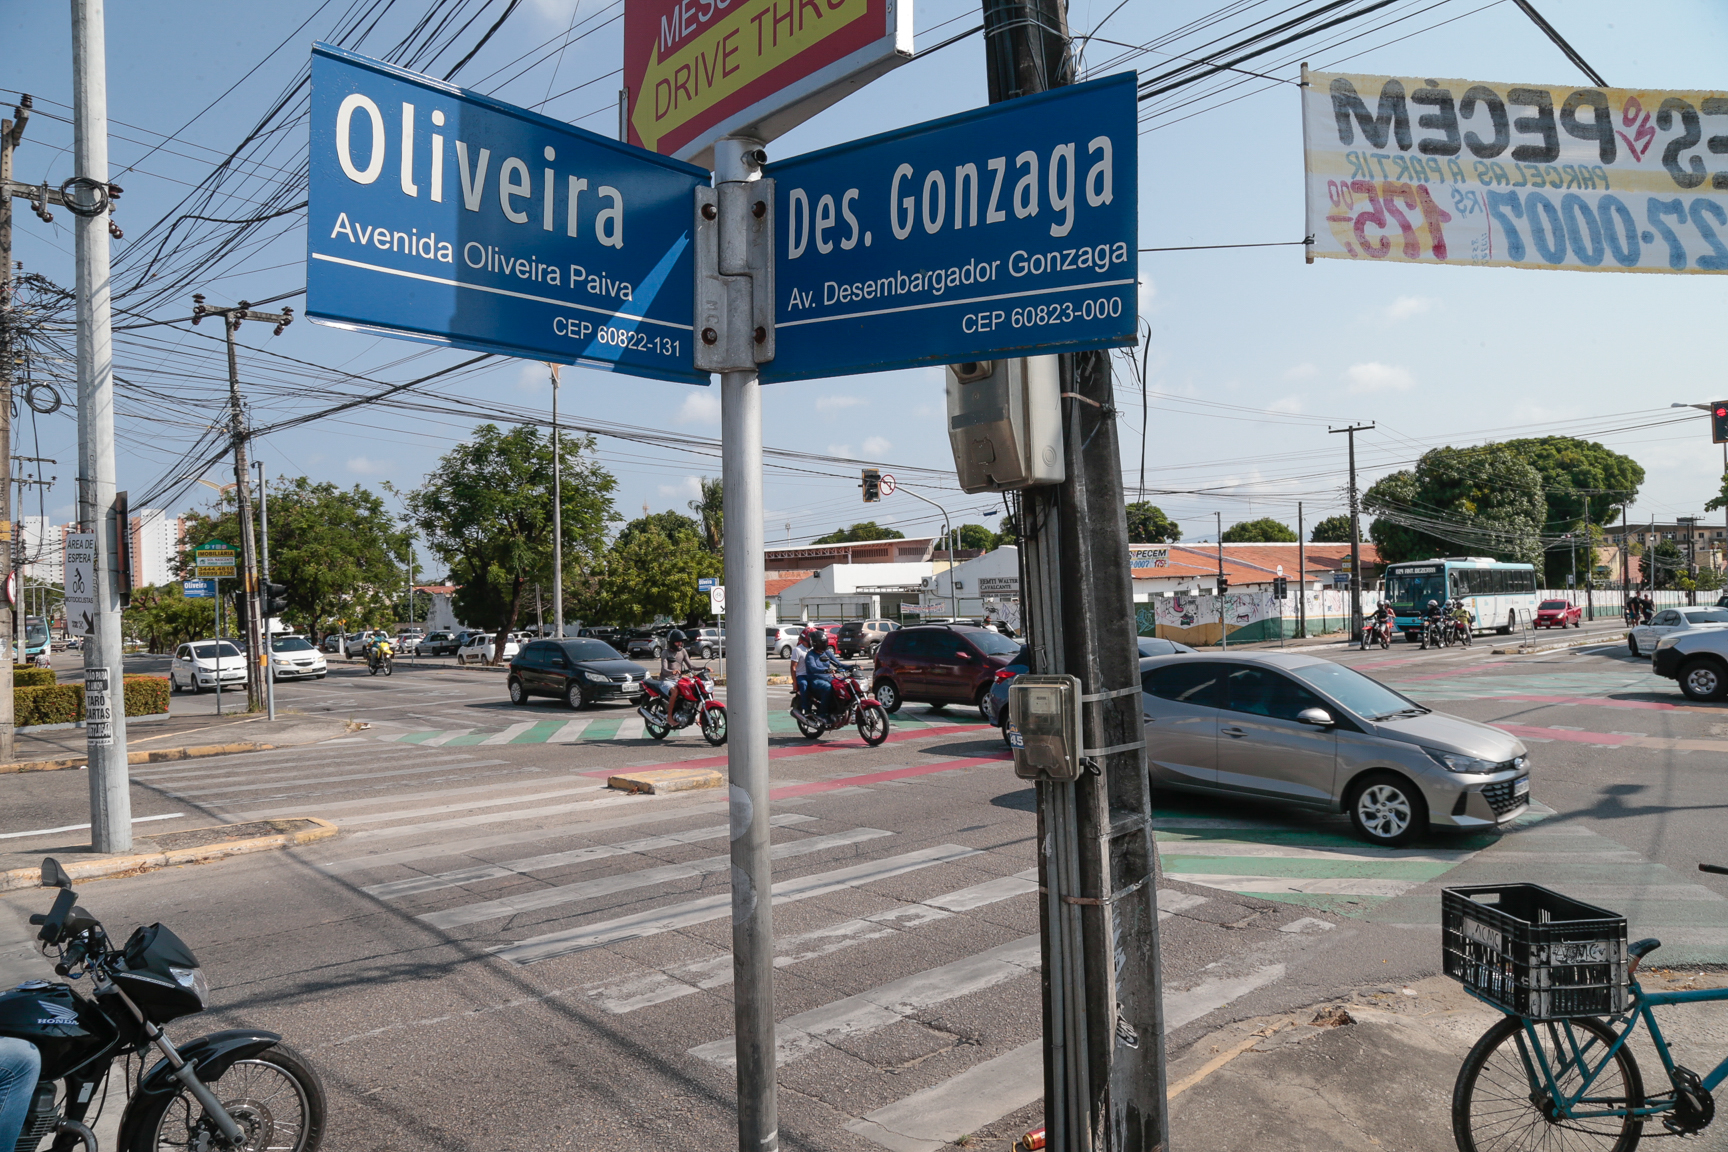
left=608, top=768, right=726, bottom=795
left=1493, top=629, right=1628, bottom=656
left=0, top=817, right=338, bottom=891
left=0, top=741, right=279, bottom=776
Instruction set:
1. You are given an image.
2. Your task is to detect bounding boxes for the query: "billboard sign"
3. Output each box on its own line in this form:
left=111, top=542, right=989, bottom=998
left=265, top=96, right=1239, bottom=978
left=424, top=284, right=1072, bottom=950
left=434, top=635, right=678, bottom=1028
left=1304, top=69, right=1728, bottom=274
left=1128, top=546, right=1169, bottom=569
left=308, top=45, right=710, bottom=384
left=761, top=72, right=1139, bottom=382
left=624, top=0, right=911, bottom=165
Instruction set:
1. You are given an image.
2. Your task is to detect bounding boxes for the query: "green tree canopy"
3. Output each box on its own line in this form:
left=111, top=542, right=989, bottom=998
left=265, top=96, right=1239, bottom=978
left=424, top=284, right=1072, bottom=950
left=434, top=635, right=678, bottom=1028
left=952, top=523, right=995, bottom=550
left=585, top=515, right=721, bottom=626
left=408, top=424, right=615, bottom=661
left=183, top=477, right=407, bottom=636
left=1644, top=540, right=1685, bottom=589
left=1126, top=502, right=1181, bottom=543
left=1705, top=469, right=1728, bottom=514
left=1502, top=436, right=1644, bottom=585
left=1309, top=514, right=1353, bottom=543
left=123, top=584, right=214, bottom=653
left=1365, top=445, right=1546, bottom=566
left=1221, top=517, right=1297, bottom=543
left=813, top=522, right=905, bottom=543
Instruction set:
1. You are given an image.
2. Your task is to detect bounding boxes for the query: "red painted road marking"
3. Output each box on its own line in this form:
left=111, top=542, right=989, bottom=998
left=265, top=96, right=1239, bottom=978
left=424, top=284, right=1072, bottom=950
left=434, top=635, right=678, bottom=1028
left=1391, top=661, right=1512, bottom=683
left=773, top=754, right=1011, bottom=799
left=576, top=722, right=993, bottom=779
left=1496, top=694, right=1713, bottom=714
left=1494, top=724, right=1637, bottom=746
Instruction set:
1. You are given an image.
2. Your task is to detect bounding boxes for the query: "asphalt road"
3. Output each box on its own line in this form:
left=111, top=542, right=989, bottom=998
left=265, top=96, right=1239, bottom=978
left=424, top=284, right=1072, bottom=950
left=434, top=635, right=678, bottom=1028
left=4, top=617, right=1725, bottom=1152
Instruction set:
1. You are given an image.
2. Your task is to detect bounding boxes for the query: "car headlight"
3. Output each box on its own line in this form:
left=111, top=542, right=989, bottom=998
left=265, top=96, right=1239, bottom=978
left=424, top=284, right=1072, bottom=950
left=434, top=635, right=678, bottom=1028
left=1422, top=747, right=1503, bottom=774
left=583, top=671, right=611, bottom=682
left=1656, top=635, right=1682, bottom=650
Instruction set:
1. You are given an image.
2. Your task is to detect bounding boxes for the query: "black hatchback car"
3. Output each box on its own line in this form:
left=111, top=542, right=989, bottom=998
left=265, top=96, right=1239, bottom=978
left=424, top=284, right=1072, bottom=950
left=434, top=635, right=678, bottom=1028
left=508, top=638, right=649, bottom=709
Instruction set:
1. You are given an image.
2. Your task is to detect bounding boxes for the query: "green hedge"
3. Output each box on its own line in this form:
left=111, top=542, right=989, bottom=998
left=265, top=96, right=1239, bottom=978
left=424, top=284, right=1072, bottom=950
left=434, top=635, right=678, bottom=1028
left=13, top=667, right=56, bottom=688
left=14, top=676, right=172, bottom=727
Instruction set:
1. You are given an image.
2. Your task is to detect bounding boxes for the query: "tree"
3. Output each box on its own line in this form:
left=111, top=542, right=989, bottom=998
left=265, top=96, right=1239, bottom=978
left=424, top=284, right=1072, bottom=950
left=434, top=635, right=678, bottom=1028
left=1645, top=540, right=1685, bottom=589
left=183, top=477, right=407, bottom=638
left=1365, top=444, right=1545, bottom=566
left=1705, top=469, right=1728, bottom=514
left=1221, top=517, right=1296, bottom=543
left=408, top=424, right=616, bottom=662
left=588, top=515, right=721, bottom=626
left=952, top=523, right=995, bottom=550
left=1125, top=502, right=1181, bottom=543
left=813, top=522, right=905, bottom=543
left=619, top=510, right=702, bottom=549
left=123, top=584, right=214, bottom=653
left=1503, top=436, right=1644, bottom=586
left=688, top=476, right=723, bottom=554
left=992, top=509, right=1020, bottom=549
left=1309, top=514, right=1353, bottom=543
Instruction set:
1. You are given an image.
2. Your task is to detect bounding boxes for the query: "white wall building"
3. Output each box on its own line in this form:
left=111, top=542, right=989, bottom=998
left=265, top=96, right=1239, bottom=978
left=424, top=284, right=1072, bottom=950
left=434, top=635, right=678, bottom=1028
left=21, top=517, right=64, bottom=586
left=770, top=562, right=933, bottom=621
left=129, top=508, right=182, bottom=588
left=914, top=547, right=1021, bottom=626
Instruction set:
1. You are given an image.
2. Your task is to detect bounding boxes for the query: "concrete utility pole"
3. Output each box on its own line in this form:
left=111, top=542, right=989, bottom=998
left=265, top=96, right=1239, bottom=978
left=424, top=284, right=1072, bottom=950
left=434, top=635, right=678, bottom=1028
left=0, top=98, right=30, bottom=766
left=1296, top=501, right=1307, bottom=639
left=254, top=459, right=274, bottom=721
left=986, top=0, right=1168, bottom=1144
left=1330, top=423, right=1373, bottom=637
left=71, top=0, right=132, bottom=850
left=1215, top=510, right=1226, bottom=650
left=191, top=295, right=291, bottom=709
left=549, top=363, right=564, bottom=638
left=1679, top=516, right=1699, bottom=605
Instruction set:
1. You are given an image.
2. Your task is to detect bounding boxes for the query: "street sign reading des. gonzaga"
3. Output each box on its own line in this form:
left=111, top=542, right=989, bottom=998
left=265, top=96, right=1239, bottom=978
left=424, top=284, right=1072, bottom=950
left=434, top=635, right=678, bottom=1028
left=307, top=44, right=709, bottom=384
left=761, top=73, right=1139, bottom=382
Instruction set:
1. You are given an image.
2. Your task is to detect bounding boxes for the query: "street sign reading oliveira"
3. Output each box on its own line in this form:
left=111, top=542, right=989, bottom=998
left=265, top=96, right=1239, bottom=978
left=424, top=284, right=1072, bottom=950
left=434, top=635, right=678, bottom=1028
left=307, top=44, right=710, bottom=384
left=761, top=73, right=1139, bottom=382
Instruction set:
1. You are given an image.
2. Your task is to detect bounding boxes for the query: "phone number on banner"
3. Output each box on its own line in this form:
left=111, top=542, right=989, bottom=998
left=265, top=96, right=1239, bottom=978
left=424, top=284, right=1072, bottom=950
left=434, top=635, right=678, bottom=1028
left=1321, top=179, right=1728, bottom=273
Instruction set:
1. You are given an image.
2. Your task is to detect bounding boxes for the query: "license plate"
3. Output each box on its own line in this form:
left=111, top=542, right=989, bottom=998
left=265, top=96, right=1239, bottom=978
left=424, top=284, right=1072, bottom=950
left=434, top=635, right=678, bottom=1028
left=1513, top=777, right=1530, bottom=799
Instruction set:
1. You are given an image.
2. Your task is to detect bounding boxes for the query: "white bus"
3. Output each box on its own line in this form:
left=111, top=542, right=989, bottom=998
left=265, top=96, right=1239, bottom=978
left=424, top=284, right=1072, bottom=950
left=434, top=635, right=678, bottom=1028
left=1382, top=557, right=1539, bottom=637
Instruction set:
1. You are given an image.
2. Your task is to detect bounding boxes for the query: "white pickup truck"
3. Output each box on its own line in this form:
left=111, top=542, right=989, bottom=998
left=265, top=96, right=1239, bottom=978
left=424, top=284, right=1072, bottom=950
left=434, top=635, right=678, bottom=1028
left=1652, top=628, right=1728, bottom=701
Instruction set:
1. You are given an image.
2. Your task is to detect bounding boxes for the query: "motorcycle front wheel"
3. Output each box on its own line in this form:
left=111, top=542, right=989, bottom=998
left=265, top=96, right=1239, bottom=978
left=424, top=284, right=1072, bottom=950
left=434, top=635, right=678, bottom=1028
left=858, top=704, right=889, bottom=747
left=700, top=705, right=727, bottom=746
left=126, top=1043, right=327, bottom=1152
left=643, top=699, right=670, bottom=740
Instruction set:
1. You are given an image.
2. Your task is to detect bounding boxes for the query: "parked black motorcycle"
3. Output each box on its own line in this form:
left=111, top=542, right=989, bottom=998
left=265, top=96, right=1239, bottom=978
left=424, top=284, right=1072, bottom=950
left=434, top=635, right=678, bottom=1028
left=0, top=858, right=325, bottom=1152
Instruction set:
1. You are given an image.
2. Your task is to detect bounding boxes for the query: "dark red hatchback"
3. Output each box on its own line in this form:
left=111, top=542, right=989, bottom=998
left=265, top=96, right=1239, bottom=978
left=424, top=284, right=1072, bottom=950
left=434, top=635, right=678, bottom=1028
left=870, top=624, right=1021, bottom=719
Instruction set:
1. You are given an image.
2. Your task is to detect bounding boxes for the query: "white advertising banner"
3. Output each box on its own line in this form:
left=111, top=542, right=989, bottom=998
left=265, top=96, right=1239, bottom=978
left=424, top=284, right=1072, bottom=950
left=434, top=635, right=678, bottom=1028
left=1304, top=70, right=1728, bottom=274
left=64, top=532, right=97, bottom=637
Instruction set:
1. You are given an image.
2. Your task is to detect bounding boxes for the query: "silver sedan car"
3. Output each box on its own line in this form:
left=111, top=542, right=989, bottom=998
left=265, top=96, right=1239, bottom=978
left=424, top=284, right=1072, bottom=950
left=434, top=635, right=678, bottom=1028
left=1141, top=651, right=1530, bottom=847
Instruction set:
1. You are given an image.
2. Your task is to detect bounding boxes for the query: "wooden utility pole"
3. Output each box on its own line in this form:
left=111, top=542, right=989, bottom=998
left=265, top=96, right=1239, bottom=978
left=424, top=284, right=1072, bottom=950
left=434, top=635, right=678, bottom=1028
left=191, top=296, right=292, bottom=710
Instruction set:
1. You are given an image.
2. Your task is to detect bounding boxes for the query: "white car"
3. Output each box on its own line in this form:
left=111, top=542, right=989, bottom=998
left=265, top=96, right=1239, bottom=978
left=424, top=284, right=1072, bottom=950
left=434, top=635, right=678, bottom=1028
left=1627, top=606, right=1728, bottom=657
left=394, top=632, right=423, bottom=652
left=768, top=625, right=804, bottom=658
left=458, top=634, right=519, bottom=664
left=170, top=640, right=248, bottom=693
left=268, top=635, right=328, bottom=681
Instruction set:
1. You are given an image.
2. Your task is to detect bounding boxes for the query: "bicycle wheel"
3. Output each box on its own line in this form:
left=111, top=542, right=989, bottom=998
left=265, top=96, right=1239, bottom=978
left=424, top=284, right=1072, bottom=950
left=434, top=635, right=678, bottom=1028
left=1453, top=1014, right=1643, bottom=1152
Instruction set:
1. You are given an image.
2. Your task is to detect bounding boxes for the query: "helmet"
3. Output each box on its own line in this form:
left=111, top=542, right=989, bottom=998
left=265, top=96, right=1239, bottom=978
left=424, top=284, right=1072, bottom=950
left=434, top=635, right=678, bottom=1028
left=667, top=629, right=686, bottom=644
left=811, top=630, right=831, bottom=651
left=1427, top=600, right=1438, bottom=607
left=801, top=626, right=823, bottom=645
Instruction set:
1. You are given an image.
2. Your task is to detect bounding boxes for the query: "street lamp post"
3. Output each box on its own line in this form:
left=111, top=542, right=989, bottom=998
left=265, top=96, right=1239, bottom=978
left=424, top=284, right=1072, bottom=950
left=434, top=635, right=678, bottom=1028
left=896, top=485, right=957, bottom=618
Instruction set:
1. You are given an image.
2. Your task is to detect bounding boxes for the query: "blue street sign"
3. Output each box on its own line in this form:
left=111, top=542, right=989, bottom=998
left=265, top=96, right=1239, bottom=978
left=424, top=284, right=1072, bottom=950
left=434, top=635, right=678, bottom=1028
left=182, top=580, right=215, bottom=599
left=308, top=45, right=710, bottom=385
left=761, top=73, right=1139, bottom=383
left=697, top=577, right=719, bottom=591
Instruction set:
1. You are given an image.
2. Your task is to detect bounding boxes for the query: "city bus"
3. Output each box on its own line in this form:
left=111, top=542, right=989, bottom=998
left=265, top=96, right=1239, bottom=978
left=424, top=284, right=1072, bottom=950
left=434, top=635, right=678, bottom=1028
left=22, top=616, right=50, bottom=661
left=1381, top=558, right=1539, bottom=638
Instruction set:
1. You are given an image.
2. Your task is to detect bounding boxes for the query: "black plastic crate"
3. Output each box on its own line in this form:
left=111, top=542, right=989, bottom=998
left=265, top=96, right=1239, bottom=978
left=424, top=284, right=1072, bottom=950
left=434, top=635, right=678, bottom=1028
left=1442, top=884, right=1628, bottom=1020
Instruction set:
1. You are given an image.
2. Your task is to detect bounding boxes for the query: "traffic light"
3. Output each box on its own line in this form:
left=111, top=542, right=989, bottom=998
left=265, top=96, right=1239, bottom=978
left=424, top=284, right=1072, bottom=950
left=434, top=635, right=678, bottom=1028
left=1217, top=574, right=1229, bottom=596
left=1713, top=401, right=1728, bottom=444
left=861, top=468, right=881, bottom=503
left=1273, top=576, right=1288, bottom=600
left=262, top=582, right=288, bottom=617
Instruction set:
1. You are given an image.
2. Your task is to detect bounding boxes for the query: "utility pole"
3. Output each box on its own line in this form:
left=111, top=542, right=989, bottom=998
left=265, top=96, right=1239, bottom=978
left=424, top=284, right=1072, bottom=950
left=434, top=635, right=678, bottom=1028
left=70, top=0, right=133, bottom=851
left=1583, top=495, right=1594, bottom=622
left=1329, top=423, right=1374, bottom=638
left=1296, top=501, right=1307, bottom=639
left=987, top=0, right=1167, bottom=1145
left=1215, top=510, right=1226, bottom=650
left=254, top=459, right=275, bottom=721
left=191, top=295, right=291, bottom=710
left=0, top=98, right=28, bottom=765
left=549, top=363, right=564, bottom=638
left=1679, top=516, right=1699, bottom=605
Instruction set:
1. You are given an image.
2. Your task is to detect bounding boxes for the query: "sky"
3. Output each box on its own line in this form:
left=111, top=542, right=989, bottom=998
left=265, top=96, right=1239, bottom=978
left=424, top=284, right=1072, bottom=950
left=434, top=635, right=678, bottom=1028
left=4, top=0, right=1727, bottom=574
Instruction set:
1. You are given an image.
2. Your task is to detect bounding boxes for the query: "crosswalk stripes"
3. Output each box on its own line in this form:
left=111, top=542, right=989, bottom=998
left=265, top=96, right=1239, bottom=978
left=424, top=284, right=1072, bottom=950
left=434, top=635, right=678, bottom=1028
left=370, top=709, right=968, bottom=747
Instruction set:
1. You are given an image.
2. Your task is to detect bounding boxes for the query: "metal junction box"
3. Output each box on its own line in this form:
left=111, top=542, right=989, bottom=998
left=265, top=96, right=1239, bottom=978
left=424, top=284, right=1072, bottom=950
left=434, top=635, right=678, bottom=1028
left=1009, top=674, right=1083, bottom=781
left=945, top=357, right=1064, bottom=493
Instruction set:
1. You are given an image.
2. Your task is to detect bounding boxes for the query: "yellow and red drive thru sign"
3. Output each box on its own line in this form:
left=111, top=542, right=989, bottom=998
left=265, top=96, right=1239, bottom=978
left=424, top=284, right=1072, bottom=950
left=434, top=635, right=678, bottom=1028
left=625, top=0, right=911, bottom=164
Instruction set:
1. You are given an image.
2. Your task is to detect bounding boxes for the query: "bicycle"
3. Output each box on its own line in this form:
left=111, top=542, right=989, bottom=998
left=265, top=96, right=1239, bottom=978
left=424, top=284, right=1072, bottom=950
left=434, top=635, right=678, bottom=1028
left=1448, top=871, right=1728, bottom=1150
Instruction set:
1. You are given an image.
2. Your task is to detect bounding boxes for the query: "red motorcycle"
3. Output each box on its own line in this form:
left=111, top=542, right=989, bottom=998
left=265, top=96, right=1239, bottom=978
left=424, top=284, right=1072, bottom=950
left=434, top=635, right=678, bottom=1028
left=640, top=667, right=727, bottom=745
left=1358, top=617, right=1392, bottom=650
left=794, top=667, right=890, bottom=746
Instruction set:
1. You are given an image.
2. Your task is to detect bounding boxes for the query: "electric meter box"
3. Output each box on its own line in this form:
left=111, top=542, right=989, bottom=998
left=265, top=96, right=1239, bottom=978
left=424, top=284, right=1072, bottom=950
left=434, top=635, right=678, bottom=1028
left=945, top=357, right=1065, bottom=493
left=1009, top=674, right=1083, bottom=781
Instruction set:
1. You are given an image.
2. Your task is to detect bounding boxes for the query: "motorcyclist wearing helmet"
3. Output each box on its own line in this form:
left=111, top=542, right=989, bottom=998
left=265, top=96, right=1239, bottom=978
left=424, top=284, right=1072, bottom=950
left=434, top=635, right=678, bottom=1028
left=366, top=631, right=394, bottom=668
left=803, top=629, right=847, bottom=718
left=656, top=630, right=697, bottom=699
left=791, top=627, right=822, bottom=717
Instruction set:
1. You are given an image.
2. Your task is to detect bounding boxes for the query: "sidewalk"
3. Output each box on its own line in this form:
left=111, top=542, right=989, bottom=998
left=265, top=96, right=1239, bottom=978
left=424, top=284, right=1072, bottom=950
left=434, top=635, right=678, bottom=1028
left=7, top=710, right=352, bottom=768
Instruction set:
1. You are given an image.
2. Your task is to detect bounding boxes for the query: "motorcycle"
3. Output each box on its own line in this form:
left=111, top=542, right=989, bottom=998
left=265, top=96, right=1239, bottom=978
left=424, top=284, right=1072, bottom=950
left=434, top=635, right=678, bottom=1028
left=1358, top=618, right=1391, bottom=650
left=1447, top=610, right=1474, bottom=648
left=367, top=642, right=394, bottom=676
left=1, top=858, right=326, bottom=1152
left=639, top=666, right=727, bottom=745
left=1418, top=615, right=1447, bottom=650
left=792, top=667, right=890, bottom=747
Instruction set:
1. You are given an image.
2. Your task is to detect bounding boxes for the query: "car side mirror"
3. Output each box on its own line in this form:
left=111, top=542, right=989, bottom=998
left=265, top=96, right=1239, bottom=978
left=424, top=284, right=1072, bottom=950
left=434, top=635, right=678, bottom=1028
left=1296, top=707, right=1334, bottom=727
